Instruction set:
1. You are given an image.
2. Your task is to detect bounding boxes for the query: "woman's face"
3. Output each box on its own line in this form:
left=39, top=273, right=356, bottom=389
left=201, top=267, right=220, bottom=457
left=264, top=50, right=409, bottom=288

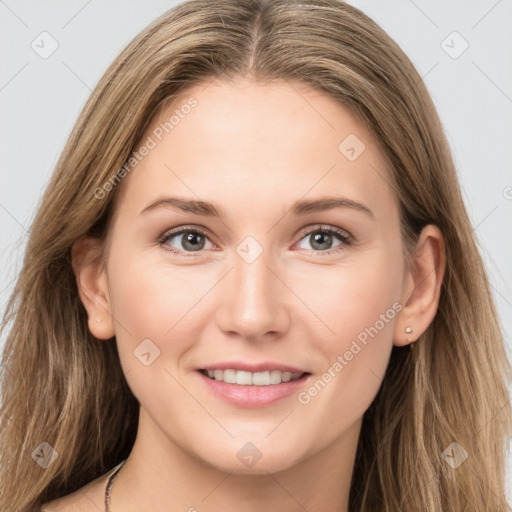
left=98, top=78, right=410, bottom=473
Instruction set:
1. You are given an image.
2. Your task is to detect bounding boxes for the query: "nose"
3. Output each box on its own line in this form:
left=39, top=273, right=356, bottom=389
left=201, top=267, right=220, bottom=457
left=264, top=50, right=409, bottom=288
left=215, top=247, right=291, bottom=342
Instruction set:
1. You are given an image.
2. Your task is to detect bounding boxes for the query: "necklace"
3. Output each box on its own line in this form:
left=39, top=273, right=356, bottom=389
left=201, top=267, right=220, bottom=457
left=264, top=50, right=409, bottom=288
left=104, top=459, right=126, bottom=512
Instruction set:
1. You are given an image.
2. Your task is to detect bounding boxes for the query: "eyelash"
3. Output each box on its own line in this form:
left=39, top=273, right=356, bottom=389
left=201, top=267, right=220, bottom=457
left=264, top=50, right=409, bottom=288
left=158, top=224, right=353, bottom=258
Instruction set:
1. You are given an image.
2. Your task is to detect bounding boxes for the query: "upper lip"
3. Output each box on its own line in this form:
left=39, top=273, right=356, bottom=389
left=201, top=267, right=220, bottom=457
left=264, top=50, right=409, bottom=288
left=199, top=361, right=309, bottom=374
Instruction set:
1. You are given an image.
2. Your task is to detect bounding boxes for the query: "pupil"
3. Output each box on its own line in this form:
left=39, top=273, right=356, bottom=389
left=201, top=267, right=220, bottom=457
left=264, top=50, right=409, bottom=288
left=183, top=232, right=205, bottom=251
left=311, top=232, right=332, bottom=250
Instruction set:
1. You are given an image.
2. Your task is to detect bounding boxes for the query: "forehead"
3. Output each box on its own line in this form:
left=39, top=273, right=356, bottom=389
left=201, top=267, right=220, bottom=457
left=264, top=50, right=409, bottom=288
left=113, top=78, right=397, bottom=223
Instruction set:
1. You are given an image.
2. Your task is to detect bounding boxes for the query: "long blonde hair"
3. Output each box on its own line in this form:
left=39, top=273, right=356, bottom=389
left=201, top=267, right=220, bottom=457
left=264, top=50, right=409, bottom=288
left=1, top=0, right=510, bottom=510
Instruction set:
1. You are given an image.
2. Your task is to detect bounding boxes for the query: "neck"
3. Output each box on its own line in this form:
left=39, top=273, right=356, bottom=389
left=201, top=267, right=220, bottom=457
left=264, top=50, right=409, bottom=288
left=110, top=408, right=360, bottom=511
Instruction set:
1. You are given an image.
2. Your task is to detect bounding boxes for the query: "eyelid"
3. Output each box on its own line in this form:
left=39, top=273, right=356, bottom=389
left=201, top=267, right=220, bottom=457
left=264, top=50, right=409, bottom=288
left=294, top=224, right=352, bottom=243
left=159, top=224, right=211, bottom=241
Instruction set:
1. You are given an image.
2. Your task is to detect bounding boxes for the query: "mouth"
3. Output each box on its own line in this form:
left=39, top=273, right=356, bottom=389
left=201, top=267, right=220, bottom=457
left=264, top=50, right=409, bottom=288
left=196, top=367, right=312, bottom=408
left=198, top=368, right=310, bottom=386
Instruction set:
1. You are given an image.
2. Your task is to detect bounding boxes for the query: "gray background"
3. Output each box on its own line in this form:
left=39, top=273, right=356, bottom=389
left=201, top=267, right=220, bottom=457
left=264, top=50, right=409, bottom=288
left=1, top=0, right=511, bottom=502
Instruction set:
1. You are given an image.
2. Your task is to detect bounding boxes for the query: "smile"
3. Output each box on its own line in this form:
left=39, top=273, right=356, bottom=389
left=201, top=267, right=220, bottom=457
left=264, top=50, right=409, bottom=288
left=197, top=369, right=311, bottom=408
left=199, top=368, right=306, bottom=385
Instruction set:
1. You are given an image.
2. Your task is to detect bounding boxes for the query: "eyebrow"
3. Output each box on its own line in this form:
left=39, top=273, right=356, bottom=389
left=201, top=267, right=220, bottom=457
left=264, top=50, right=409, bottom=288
left=139, top=195, right=374, bottom=219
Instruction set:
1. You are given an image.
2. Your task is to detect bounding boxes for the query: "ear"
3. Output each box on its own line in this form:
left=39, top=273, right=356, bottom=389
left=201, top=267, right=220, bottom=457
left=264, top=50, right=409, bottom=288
left=394, top=224, right=446, bottom=347
left=71, top=235, right=115, bottom=340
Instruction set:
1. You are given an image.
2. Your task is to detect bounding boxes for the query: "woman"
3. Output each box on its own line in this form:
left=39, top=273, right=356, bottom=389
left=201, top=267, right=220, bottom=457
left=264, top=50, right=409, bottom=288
left=1, top=0, right=510, bottom=510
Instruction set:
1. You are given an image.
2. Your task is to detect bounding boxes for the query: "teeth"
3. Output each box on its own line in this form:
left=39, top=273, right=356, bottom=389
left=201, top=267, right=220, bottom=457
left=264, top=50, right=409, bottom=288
left=203, top=369, right=303, bottom=385
left=237, top=370, right=253, bottom=385
left=223, top=369, right=237, bottom=383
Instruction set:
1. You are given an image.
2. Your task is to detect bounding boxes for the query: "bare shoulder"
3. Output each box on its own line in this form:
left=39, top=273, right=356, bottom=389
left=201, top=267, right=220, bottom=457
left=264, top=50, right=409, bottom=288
left=40, top=472, right=108, bottom=512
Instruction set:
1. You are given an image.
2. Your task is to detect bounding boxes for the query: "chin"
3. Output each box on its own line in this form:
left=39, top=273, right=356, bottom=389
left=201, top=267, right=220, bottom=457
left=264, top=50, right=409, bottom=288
left=194, top=438, right=306, bottom=475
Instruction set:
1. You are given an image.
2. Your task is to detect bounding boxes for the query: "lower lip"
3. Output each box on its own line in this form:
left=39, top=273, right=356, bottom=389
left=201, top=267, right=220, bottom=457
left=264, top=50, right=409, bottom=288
left=197, top=371, right=311, bottom=408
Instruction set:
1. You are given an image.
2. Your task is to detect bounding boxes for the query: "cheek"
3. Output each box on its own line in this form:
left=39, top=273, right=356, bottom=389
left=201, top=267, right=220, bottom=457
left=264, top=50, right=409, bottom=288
left=106, top=247, right=214, bottom=373
left=105, top=251, right=215, bottom=420
left=109, top=264, right=175, bottom=338
left=301, top=253, right=402, bottom=349
left=293, top=252, right=403, bottom=438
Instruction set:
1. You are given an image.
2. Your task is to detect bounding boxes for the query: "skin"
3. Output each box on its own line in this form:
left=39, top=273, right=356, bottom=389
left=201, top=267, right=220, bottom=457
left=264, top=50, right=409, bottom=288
left=43, top=78, right=445, bottom=511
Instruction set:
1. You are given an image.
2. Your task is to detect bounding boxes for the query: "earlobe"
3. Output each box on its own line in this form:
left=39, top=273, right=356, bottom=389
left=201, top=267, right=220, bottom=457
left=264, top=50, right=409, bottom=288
left=71, top=235, right=115, bottom=340
left=394, top=224, right=446, bottom=347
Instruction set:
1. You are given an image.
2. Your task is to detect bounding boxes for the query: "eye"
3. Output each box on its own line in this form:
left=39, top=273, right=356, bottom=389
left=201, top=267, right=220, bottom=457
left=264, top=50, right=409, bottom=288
left=159, top=224, right=352, bottom=257
left=159, top=226, right=214, bottom=256
left=295, top=225, right=352, bottom=256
